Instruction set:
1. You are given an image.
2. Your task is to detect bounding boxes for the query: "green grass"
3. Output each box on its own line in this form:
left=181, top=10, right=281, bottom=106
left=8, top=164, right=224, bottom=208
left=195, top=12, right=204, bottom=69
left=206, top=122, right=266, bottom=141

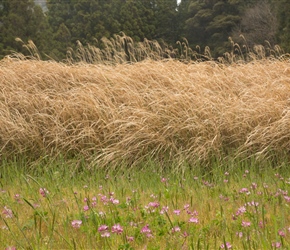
left=0, top=157, right=290, bottom=249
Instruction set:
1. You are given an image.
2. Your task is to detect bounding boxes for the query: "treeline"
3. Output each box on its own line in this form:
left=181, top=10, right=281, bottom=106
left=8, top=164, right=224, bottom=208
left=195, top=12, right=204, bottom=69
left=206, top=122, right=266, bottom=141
left=0, top=0, right=289, bottom=60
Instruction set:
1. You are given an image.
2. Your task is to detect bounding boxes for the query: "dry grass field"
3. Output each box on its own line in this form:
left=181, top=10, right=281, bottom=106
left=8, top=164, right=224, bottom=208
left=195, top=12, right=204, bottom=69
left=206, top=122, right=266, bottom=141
left=1, top=57, right=290, bottom=167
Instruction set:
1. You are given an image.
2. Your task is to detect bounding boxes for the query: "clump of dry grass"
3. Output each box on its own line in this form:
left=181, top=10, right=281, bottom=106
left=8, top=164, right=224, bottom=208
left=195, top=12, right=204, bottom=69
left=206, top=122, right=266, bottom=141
left=1, top=56, right=290, bottom=167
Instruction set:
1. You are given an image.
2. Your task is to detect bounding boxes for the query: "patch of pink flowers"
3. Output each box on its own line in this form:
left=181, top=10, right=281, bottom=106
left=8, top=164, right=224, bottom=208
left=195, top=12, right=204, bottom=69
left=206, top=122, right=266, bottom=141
left=111, top=224, right=123, bottom=234
left=71, top=220, right=82, bottom=228
left=189, top=217, right=199, bottom=223
left=173, top=209, right=181, bottom=215
left=171, top=226, right=181, bottom=233
left=98, top=224, right=110, bottom=237
left=39, top=188, right=49, bottom=197
left=220, top=242, right=232, bottom=249
left=141, top=224, right=153, bottom=238
left=272, top=242, right=282, bottom=248
left=241, top=221, right=251, bottom=227
left=2, top=206, right=13, bottom=218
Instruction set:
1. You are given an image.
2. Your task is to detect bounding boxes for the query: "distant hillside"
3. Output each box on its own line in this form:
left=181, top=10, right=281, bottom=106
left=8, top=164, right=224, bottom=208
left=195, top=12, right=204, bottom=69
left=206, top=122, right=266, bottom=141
left=34, top=0, right=47, bottom=11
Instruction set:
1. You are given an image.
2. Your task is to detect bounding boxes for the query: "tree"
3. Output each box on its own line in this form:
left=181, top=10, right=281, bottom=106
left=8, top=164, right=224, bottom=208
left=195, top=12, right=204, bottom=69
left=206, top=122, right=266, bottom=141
left=46, top=0, right=75, bottom=59
left=152, top=0, right=179, bottom=43
left=183, top=0, right=256, bottom=57
left=117, top=0, right=156, bottom=42
left=0, top=0, right=53, bottom=59
left=231, top=0, right=278, bottom=50
left=46, top=0, right=181, bottom=60
left=276, top=0, right=290, bottom=52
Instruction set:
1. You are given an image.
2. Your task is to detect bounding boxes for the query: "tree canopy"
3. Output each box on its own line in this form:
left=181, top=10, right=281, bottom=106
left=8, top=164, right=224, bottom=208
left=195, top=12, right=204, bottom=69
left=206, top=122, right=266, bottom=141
left=0, top=0, right=289, bottom=60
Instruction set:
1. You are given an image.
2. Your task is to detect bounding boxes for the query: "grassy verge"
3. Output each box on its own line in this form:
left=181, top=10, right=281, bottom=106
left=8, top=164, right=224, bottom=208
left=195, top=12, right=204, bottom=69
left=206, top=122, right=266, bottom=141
left=1, top=157, right=289, bottom=249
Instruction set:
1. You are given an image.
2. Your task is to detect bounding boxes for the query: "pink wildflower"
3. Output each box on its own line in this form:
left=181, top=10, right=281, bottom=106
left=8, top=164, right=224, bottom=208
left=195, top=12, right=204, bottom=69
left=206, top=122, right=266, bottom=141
left=99, top=194, right=109, bottom=205
left=246, top=201, right=259, bottom=207
left=71, top=220, right=82, bottom=228
left=111, top=224, right=123, bottom=234
left=161, top=177, right=167, bottom=183
left=189, top=217, right=199, bottom=223
left=39, top=188, right=49, bottom=197
left=278, top=230, right=286, bottom=237
left=284, top=196, right=290, bottom=202
left=171, top=226, right=181, bottom=233
left=239, top=188, right=249, bottom=194
left=98, top=225, right=109, bottom=232
left=101, top=231, right=110, bottom=237
left=98, top=211, right=105, bottom=217
left=146, top=233, right=153, bottom=238
left=110, top=198, right=119, bottom=204
left=33, top=203, right=40, bottom=209
left=2, top=206, right=13, bottom=218
left=272, top=242, right=282, bottom=248
left=182, top=231, right=189, bottom=237
left=220, top=242, right=232, bottom=249
left=148, top=201, right=159, bottom=208
left=259, top=221, right=265, bottom=228
left=173, top=210, right=181, bottom=215
left=251, top=183, right=257, bottom=190
left=236, top=206, right=246, bottom=216
left=126, top=236, right=134, bottom=242
left=241, top=221, right=251, bottom=227
left=141, top=224, right=151, bottom=234
left=14, top=194, right=21, bottom=203
left=160, top=206, right=169, bottom=214
left=190, top=210, right=198, bottom=216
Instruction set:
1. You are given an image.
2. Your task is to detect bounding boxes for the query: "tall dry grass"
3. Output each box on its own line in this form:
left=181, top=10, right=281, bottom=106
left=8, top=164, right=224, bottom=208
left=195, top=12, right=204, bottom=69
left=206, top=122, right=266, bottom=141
left=1, top=56, right=290, bottom=167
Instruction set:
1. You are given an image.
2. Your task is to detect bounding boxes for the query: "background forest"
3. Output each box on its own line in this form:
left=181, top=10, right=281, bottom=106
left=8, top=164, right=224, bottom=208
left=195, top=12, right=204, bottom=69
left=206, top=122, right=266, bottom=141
left=0, top=0, right=289, bottom=60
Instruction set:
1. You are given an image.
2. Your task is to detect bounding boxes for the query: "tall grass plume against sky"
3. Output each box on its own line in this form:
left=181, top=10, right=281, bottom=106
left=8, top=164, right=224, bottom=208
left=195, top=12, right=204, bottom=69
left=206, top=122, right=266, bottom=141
left=1, top=58, right=290, bottom=166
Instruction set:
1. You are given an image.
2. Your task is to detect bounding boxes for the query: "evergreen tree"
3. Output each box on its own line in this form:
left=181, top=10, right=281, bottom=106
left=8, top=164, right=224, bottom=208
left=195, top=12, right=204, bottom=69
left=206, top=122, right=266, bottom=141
left=176, top=0, right=192, bottom=38
left=117, top=0, right=156, bottom=41
left=183, top=0, right=255, bottom=57
left=47, top=0, right=122, bottom=57
left=0, top=0, right=53, bottom=59
left=46, top=0, right=75, bottom=59
left=152, top=0, right=179, bottom=43
left=276, top=0, right=290, bottom=52
left=46, top=0, right=180, bottom=59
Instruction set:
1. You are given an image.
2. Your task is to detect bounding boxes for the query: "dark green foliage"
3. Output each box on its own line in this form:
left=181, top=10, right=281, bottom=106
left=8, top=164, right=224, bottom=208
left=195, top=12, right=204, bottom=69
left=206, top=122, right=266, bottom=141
left=183, top=0, right=253, bottom=57
left=231, top=0, right=278, bottom=50
left=0, top=0, right=53, bottom=59
left=276, top=0, right=290, bottom=52
left=0, top=0, right=290, bottom=60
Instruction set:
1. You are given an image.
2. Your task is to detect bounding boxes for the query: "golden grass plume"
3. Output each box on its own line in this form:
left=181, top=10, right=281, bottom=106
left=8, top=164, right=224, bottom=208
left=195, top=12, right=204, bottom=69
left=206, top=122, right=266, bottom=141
left=1, top=56, right=290, bottom=167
